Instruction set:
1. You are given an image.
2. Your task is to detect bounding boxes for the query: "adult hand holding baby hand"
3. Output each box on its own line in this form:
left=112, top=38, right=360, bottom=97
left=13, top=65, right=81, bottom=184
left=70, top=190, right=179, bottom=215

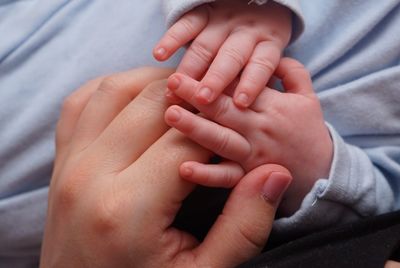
left=165, top=58, right=333, bottom=216
left=40, top=67, right=292, bottom=268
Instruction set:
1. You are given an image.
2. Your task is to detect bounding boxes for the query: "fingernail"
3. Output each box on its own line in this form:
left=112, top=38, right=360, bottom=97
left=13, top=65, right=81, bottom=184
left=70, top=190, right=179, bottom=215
left=166, top=108, right=181, bottom=122
left=165, top=88, right=174, bottom=98
left=155, top=47, right=166, bottom=58
left=235, top=93, right=249, bottom=107
left=168, top=75, right=180, bottom=91
left=262, top=172, right=291, bottom=203
left=197, top=87, right=212, bottom=103
left=166, top=90, right=183, bottom=104
left=181, top=165, right=193, bottom=178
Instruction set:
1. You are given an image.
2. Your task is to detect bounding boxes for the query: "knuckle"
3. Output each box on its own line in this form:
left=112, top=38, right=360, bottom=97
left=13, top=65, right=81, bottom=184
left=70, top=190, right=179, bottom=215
left=179, top=16, right=197, bottom=35
left=207, top=69, right=226, bottom=86
left=89, top=209, right=130, bottom=257
left=54, top=183, right=78, bottom=211
left=61, top=94, right=81, bottom=116
left=222, top=171, right=235, bottom=188
left=215, top=130, right=231, bottom=155
left=235, top=220, right=265, bottom=250
left=188, top=41, right=214, bottom=63
left=91, top=200, right=120, bottom=236
left=222, top=46, right=246, bottom=67
left=88, top=185, right=132, bottom=249
left=260, top=28, right=289, bottom=46
left=268, top=103, right=286, bottom=120
left=219, top=214, right=265, bottom=253
left=257, top=116, right=272, bottom=132
left=52, top=157, right=99, bottom=212
left=249, top=56, right=276, bottom=74
left=98, top=76, right=122, bottom=96
left=139, top=80, right=167, bottom=104
left=213, top=98, right=230, bottom=121
left=248, top=147, right=270, bottom=168
left=54, top=171, right=87, bottom=212
left=266, top=29, right=283, bottom=41
left=167, top=30, right=184, bottom=46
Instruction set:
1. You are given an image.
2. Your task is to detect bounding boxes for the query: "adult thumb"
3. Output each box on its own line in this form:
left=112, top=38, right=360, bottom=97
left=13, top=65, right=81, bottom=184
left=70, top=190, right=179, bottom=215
left=193, top=164, right=292, bottom=268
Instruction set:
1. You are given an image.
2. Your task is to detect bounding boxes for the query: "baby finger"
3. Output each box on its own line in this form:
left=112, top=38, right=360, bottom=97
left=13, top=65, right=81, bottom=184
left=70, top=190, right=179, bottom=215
left=234, top=41, right=281, bottom=108
left=180, top=160, right=245, bottom=188
left=165, top=105, right=251, bottom=161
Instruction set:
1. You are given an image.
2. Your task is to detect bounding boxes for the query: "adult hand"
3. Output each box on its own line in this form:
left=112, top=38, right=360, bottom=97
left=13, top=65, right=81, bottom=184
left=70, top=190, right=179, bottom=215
left=40, top=67, right=292, bottom=268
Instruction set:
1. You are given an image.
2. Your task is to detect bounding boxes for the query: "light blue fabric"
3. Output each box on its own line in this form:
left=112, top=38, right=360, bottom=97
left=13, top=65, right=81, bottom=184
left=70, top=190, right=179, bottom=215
left=0, top=0, right=399, bottom=267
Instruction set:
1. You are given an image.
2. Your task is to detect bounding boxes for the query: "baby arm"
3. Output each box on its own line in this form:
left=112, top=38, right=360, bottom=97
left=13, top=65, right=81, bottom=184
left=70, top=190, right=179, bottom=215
left=164, top=58, right=333, bottom=214
left=154, top=0, right=292, bottom=107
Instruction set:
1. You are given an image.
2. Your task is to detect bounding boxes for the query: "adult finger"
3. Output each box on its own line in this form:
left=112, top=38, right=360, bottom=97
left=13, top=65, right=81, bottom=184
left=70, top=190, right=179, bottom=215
left=197, top=31, right=257, bottom=104
left=194, top=164, right=292, bottom=268
left=167, top=73, right=255, bottom=130
left=274, top=57, right=314, bottom=96
left=176, top=25, right=229, bottom=80
left=120, top=128, right=211, bottom=231
left=83, top=79, right=175, bottom=172
left=165, top=105, right=250, bottom=161
left=70, top=67, right=173, bottom=152
left=53, top=78, right=103, bottom=178
left=180, top=160, right=245, bottom=188
left=154, top=6, right=209, bottom=61
left=233, top=41, right=281, bottom=108
left=56, top=78, right=102, bottom=155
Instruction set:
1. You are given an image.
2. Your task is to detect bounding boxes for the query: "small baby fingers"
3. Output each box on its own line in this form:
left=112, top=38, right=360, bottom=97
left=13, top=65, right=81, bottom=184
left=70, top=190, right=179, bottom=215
left=165, top=105, right=251, bottom=161
left=198, top=31, right=257, bottom=104
left=234, top=41, right=281, bottom=107
left=180, top=160, right=245, bottom=188
left=274, top=57, right=314, bottom=96
left=153, top=6, right=209, bottom=61
left=167, top=73, right=255, bottom=130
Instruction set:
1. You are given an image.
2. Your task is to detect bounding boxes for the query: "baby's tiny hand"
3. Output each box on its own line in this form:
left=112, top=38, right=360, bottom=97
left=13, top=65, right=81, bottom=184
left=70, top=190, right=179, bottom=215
left=154, top=0, right=292, bottom=107
left=165, top=58, right=333, bottom=213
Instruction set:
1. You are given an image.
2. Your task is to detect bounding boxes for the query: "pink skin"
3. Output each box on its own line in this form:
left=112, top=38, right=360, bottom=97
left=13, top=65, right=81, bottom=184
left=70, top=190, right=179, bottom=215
left=164, top=58, right=334, bottom=215
left=153, top=0, right=292, bottom=107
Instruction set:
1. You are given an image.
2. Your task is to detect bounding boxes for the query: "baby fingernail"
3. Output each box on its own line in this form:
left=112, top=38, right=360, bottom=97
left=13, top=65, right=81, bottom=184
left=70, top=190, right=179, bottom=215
left=165, top=89, right=174, bottom=98
left=197, top=87, right=212, bottom=103
left=262, top=172, right=291, bottom=203
left=155, top=47, right=166, bottom=57
left=181, top=165, right=193, bottom=178
left=166, top=108, right=181, bottom=122
left=168, top=76, right=180, bottom=90
left=236, top=93, right=249, bottom=107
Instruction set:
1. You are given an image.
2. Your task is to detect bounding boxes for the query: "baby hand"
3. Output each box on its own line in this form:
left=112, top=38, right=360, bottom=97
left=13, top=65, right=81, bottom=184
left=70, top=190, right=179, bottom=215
left=154, top=0, right=292, bottom=107
left=164, top=58, right=333, bottom=214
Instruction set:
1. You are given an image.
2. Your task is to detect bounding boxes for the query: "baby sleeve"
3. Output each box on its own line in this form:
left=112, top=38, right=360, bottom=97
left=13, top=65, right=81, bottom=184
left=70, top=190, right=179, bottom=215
left=273, top=64, right=400, bottom=236
left=162, top=0, right=305, bottom=43
left=273, top=124, right=398, bottom=237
